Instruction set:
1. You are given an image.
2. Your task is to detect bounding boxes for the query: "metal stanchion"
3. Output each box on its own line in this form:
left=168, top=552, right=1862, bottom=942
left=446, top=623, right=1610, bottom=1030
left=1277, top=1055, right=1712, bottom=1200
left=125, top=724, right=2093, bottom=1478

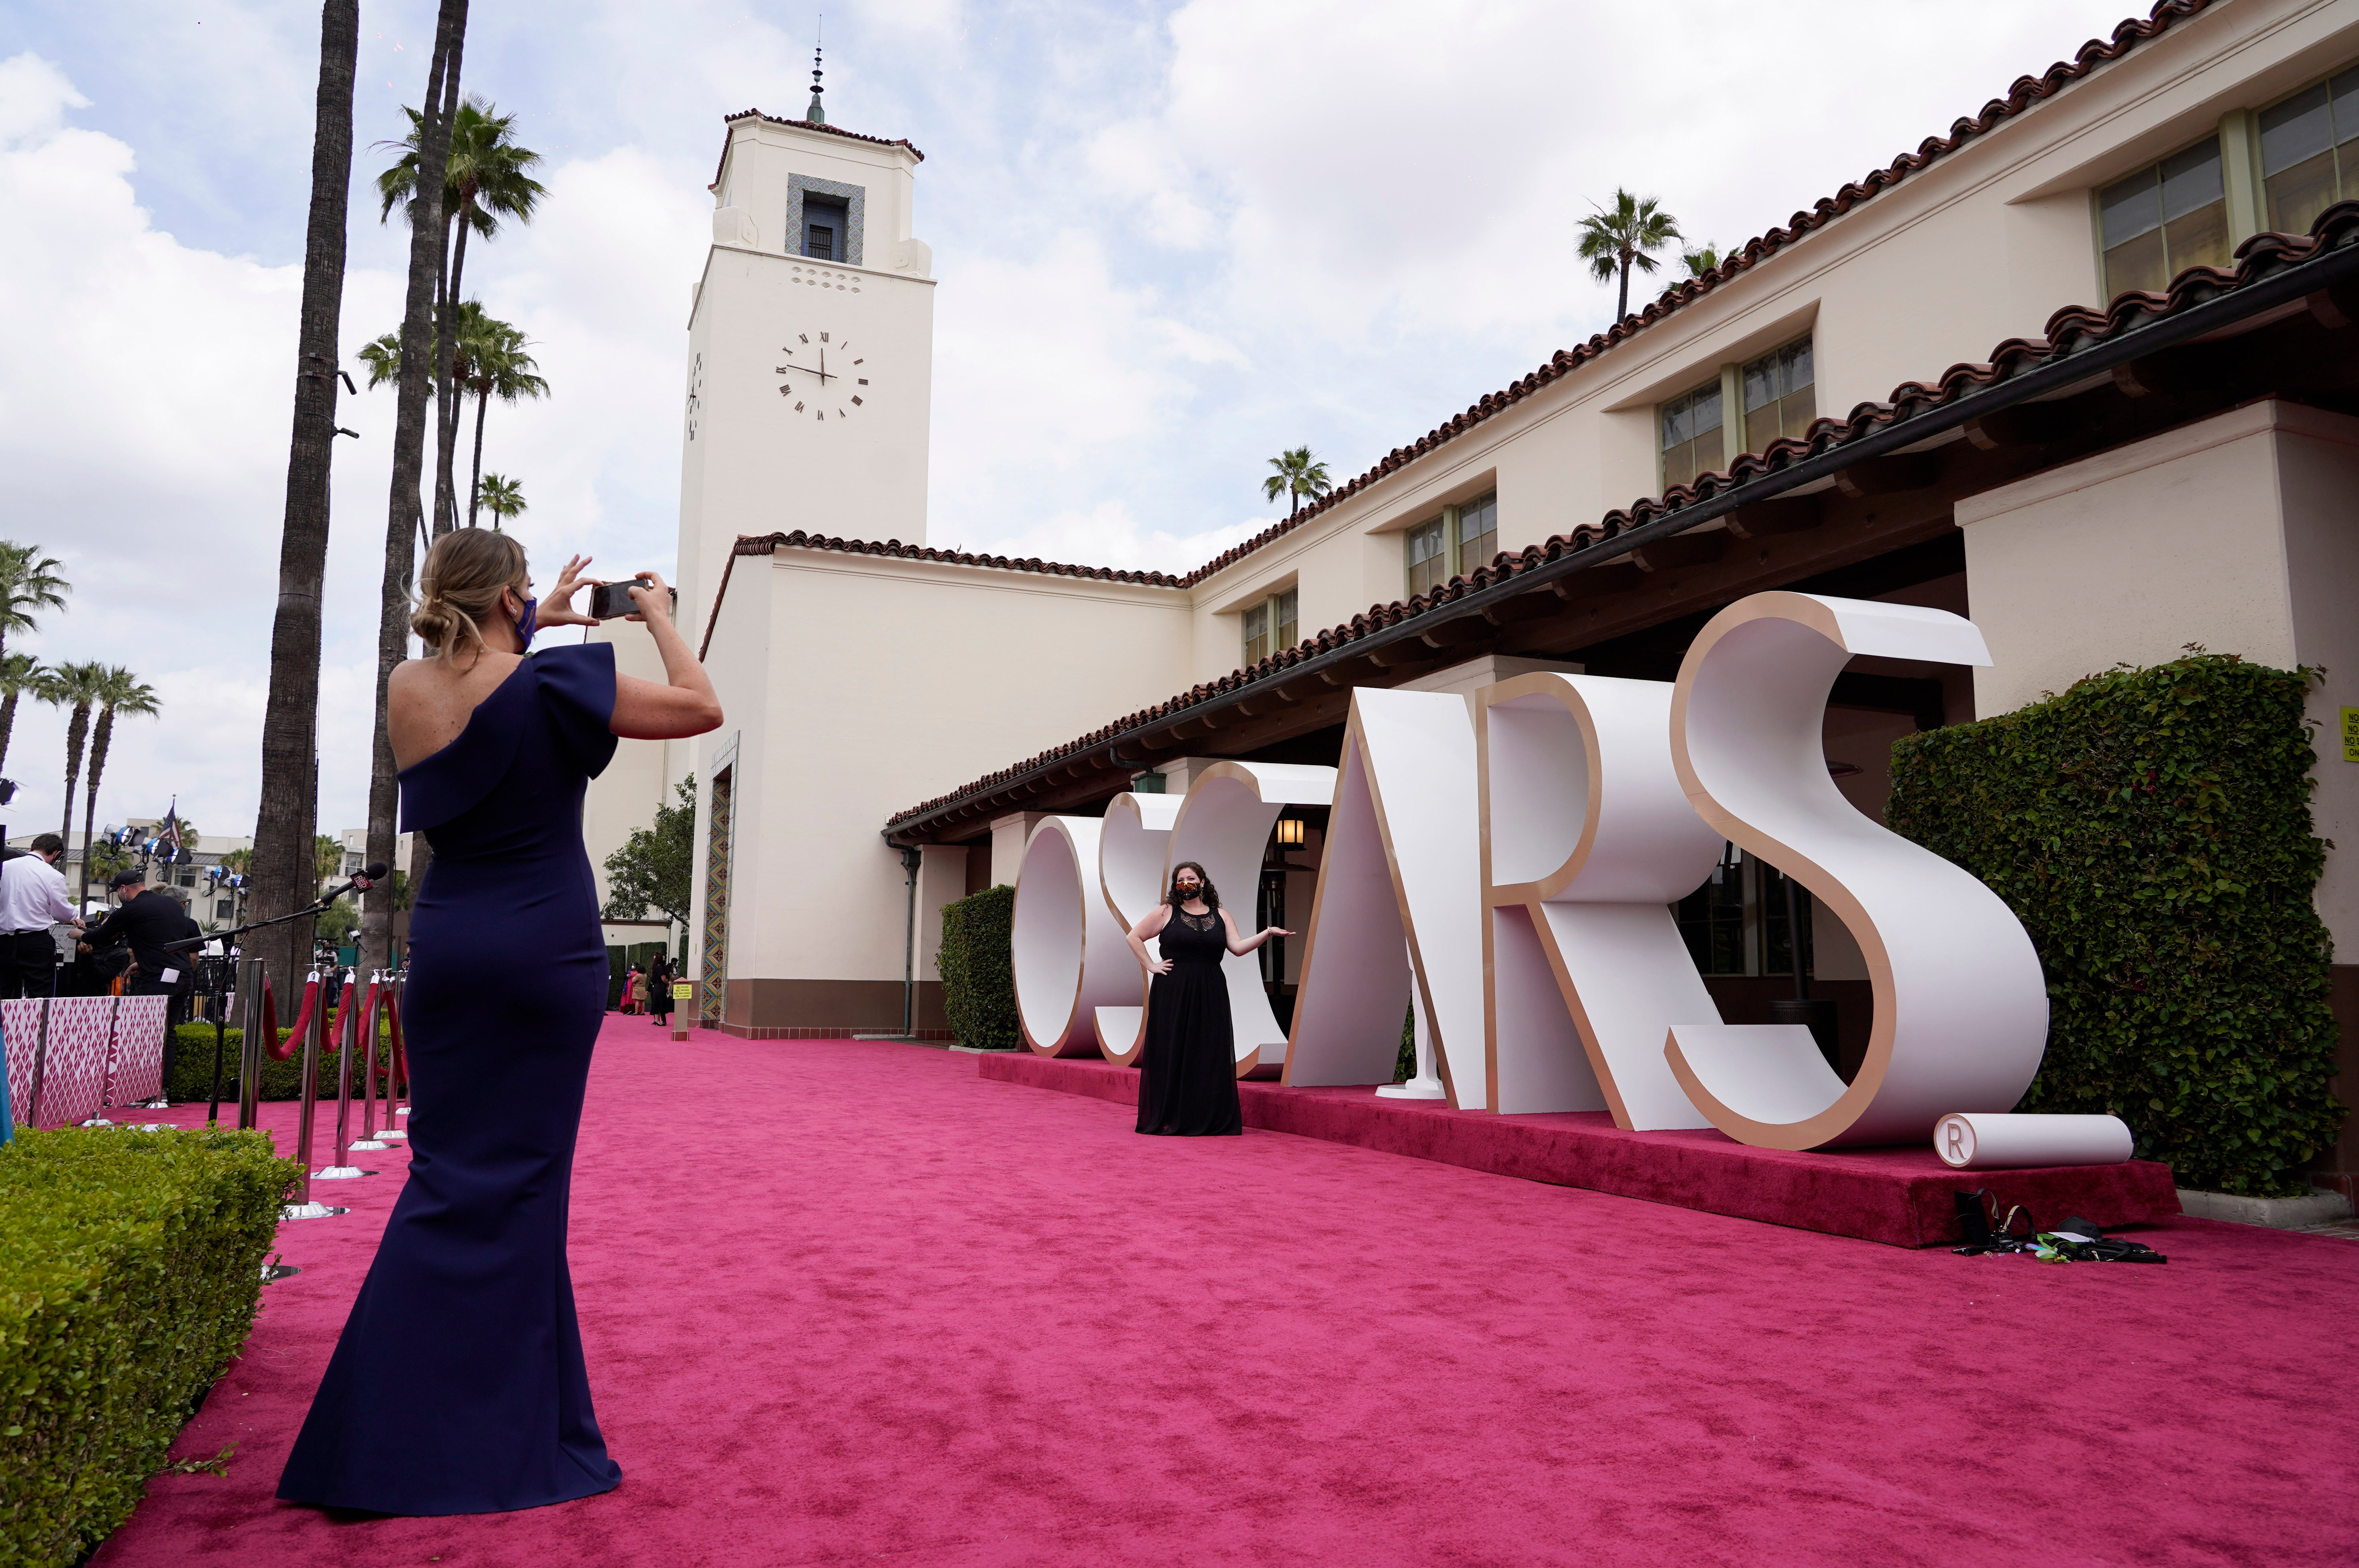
left=350, top=970, right=389, bottom=1152
left=281, top=968, right=346, bottom=1220
left=204, top=949, right=234, bottom=1126
left=382, top=967, right=410, bottom=1137
left=235, top=958, right=265, bottom=1133
left=314, top=971, right=372, bottom=1179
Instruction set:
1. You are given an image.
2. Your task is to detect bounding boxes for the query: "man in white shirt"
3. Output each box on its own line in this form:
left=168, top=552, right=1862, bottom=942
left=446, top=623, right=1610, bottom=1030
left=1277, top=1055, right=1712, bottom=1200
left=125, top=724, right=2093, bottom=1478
left=0, top=835, right=84, bottom=998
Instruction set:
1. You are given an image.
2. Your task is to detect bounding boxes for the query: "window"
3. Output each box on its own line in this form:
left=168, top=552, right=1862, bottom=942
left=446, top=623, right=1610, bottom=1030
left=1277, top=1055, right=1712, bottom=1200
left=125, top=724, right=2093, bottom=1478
left=1456, top=492, right=1498, bottom=575
left=2260, top=64, right=2359, bottom=237
left=2099, top=138, right=2229, bottom=297
left=1659, top=381, right=1722, bottom=491
left=1239, top=587, right=1296, bottom=666
left=215, top=899, right=234, bottom=919
left=1741, top=337, right=1815, bottom=451
left=1674, top=845, right=1813, bottom=978
left=803, top=198, right=848, bottom=260
left=1405, top=516, right=1449, bottom=598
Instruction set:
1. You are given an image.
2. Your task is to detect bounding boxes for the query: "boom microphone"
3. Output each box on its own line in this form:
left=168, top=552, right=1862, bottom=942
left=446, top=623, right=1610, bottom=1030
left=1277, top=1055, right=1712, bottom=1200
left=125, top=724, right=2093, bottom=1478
left=324, top=862, right=392, bottom=903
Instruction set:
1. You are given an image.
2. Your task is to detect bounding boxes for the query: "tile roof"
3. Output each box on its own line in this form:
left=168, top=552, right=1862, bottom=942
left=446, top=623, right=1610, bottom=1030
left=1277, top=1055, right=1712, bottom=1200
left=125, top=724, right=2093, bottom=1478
left=1171, top=0, right=2216, bottom=587
left=882, top=198, right=2359, bottom=831
left=711, top=110, right=926, bottom=192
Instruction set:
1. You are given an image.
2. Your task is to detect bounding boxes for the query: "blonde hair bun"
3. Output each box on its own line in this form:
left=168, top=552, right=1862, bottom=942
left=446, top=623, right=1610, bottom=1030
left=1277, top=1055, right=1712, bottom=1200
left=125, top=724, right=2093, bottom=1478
left=412, top=529, right=530, bottom=660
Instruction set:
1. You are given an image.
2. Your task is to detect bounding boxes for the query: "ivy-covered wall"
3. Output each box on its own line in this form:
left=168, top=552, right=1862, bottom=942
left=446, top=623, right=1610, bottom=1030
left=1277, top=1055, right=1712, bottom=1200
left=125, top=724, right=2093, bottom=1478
left=937, top=884, right=1018, bottom=1052
left=1887, top=653, right=2343, bottom=1195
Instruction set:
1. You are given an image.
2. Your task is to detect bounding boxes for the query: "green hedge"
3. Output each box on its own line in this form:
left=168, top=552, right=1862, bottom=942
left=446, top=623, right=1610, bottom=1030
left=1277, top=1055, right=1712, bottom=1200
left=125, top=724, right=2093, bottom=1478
left=937, top=884, right=1018, bottom=1051
left=161, top=1025, right=393, bottom=1105
left=1887, top=653, right=2343, bottom=1195
left=0, top=1126, right=299, bottom=1566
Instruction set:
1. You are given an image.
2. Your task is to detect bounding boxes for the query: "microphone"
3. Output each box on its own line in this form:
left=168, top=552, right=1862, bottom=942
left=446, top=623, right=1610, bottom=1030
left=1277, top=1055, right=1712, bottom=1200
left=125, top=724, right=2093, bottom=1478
left=323, top=861, right=391, bottom=904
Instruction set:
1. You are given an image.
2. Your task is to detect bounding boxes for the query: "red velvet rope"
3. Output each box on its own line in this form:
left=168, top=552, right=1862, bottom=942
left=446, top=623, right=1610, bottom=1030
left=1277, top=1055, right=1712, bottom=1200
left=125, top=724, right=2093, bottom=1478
left=268, top=975, right=318, bottom=1062
left=328, top=975, right=356, bottom=1051
left=386, top=984, right=408, bottom=1090
left=358, top=974, right=381, bottom=1093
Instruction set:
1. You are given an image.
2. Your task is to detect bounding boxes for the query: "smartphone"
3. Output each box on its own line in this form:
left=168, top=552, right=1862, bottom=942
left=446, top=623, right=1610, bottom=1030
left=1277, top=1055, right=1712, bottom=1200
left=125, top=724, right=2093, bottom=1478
left=590, top=578, right=677, bottom=619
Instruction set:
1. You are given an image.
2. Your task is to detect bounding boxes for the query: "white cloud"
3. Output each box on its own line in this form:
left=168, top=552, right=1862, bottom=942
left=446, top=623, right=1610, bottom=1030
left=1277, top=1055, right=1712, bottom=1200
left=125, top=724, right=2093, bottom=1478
left=934, top=499, right=1262, bottom=578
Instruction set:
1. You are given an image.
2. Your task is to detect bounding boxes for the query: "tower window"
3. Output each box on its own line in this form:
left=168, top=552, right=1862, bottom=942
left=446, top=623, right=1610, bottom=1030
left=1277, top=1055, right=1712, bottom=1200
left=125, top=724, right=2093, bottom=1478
left=802, top=198, right=848, bottom=261
left=1659, top=381, right=1723, bottom=492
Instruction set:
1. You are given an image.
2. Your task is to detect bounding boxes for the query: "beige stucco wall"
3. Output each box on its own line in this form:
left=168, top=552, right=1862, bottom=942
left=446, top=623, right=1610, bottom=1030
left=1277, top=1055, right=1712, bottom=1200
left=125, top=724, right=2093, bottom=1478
left=1958, top=399, right=2359, bottom=951
left=687, top=551, right=1192, bottom=997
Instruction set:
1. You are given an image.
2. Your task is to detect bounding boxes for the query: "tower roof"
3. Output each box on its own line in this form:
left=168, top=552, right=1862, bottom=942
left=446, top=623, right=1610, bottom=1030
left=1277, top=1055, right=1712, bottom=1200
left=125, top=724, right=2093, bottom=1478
left=709, top=109, right=926, bottom=190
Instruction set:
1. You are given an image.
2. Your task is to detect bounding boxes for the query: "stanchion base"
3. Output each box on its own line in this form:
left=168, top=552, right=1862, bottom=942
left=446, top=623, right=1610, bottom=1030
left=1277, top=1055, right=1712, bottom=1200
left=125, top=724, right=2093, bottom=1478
left=671, top=1030, right=689, bottom=1041
left=394, top=1106, right=410, bottom=1117
left=138, top=1097, right=171, bottom=1110
left=79, top=1118, right=115, bottom=1128
left=280, top=1201, right=349, bottom=1220
left=348, top=1138, right=390, bottom=1151
left=1374, top=1078, right=1448, bottom=1101
left=310, top=1166, right=377, bottom=1180
left=377, top=1129, right=408, bottom=1140
left=262, top=1263, right=302, bottom=1282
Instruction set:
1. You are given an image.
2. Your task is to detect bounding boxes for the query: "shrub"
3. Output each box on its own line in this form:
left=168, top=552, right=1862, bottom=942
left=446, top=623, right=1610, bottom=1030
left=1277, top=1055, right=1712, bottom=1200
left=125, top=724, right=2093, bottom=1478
left=1886, top=653, right=2343, bottom=1195
left=0, top=1126, right=299, bottom=1565
left=937, top=884, right=1018, bottom=1051
left=161, top=1025, right=393, bottom=1105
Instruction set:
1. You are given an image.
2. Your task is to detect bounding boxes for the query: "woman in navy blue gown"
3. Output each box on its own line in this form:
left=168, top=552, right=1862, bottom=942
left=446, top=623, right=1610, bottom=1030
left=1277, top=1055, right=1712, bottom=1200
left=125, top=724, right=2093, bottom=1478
left=278, top=530, right=721, bottom=1516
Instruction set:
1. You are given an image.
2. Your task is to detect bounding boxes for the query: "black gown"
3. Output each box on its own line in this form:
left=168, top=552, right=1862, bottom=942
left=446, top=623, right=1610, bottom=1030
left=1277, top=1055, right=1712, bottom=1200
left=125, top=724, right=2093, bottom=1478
left=1136, top=905, right=1243, bottom=1136
left=277, top=644, right=624, bottom=1515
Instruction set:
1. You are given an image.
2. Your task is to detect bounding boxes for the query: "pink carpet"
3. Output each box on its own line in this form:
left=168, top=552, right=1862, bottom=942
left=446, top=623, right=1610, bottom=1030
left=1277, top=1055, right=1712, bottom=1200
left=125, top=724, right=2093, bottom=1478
left=92, top=1018, right=2359, bottom=1566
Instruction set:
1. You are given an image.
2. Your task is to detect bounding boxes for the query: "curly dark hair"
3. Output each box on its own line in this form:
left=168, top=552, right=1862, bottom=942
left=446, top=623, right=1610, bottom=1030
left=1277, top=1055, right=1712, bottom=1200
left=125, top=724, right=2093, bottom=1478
left=1165, top=860, right=1220, bottom=913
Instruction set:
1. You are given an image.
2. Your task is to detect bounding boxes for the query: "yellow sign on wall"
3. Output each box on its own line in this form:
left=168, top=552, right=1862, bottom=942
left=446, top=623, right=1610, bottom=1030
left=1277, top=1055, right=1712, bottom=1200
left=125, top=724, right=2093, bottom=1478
left=674, top=981, right=694, bottom=1000
left=2344, top=707, right=2359, bottom=764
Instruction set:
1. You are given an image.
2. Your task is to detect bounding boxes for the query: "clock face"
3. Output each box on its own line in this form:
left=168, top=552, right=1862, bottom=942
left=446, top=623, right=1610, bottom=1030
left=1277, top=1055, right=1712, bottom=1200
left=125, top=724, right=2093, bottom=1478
left=686, top=354, right=704, bottom=442
left=774, top=331, right=870, bottom=423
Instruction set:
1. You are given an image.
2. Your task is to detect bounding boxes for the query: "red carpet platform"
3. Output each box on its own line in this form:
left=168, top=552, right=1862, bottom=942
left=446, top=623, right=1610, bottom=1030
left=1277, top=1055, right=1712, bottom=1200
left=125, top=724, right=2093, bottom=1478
left=980, top=1052, right=2180, bottom=1247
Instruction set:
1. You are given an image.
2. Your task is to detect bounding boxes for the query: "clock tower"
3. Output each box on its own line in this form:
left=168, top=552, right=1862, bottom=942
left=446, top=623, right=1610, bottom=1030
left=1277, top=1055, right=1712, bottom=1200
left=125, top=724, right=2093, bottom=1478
left=675, top=86, right=936, bottom=641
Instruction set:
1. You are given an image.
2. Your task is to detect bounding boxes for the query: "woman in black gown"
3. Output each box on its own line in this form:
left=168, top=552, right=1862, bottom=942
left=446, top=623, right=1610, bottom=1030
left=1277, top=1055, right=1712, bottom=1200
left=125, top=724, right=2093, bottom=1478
left=278, top=530, right=721, bottom=1516
left=1124, top=862, right=1290, bottom=1136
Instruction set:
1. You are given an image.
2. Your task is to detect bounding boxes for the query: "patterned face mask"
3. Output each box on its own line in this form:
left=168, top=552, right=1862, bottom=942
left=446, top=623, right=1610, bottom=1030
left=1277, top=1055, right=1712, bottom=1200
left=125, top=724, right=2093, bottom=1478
left=513, top=595, right=538, bottom=648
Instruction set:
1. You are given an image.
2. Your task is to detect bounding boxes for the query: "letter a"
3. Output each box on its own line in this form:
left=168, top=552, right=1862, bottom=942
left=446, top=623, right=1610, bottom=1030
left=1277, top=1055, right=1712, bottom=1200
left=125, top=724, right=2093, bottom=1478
left=1283, top=688, right=1487, bottom=1108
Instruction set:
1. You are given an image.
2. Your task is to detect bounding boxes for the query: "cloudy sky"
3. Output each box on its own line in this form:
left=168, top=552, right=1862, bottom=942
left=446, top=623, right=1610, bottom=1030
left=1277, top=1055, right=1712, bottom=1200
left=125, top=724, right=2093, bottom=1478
left=0, top=0, right=2146, bottom=848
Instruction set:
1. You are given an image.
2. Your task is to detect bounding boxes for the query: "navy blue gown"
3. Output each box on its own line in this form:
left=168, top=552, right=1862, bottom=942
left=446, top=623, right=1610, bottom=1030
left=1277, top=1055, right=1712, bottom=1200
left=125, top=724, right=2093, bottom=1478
left=278, top=643, right=624, bottom=1515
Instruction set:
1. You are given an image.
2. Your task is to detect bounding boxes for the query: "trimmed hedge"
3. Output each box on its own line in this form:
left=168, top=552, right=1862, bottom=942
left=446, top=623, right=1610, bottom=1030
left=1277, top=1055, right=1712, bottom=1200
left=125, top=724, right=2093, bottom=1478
left=160, top=1025, right=392, bottom=1106
left=1887, top=653, right=2343, bottom=1195
left=937, top=884, right=1018, bottom=1051
left=0, top=1126, right=299, bottom=1566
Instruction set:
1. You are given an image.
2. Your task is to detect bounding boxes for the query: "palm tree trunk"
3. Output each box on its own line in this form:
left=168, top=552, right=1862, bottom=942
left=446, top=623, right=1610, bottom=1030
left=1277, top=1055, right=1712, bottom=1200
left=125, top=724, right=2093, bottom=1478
left=79, top=708, right=112, bottom=912
left=0, top=688, right=17, bottom=779
left=367, top=0, right=469, bottom=981
left=59, top=703, right=89, bottom=850
left=433, top=213, right=474, bottom=536
left=468, top=383, right=489, bottom=528
left=1617, top=254, right=1630, bottom=322
left=253, top=0, right=365, bottom=1003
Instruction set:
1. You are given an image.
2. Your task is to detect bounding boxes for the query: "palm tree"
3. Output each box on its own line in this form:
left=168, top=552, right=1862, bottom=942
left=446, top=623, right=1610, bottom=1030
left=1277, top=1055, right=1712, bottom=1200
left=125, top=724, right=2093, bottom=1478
left=475, top=473, right=526, bottom=528
left=254, top=0, right=370, bottom=1018
left=76, top=667, right=161, bottom=910
left=377, top=96, right=546, bottom=534
left=0, top=541, right=70, bottom=649
left=0, top=653, right=46, bottom=780
left=1683, top=243, right=1724, bottom=277
left=1577, top=190, right=1683, bottom=322
left=460, top=315, right=548, bottom=526
left=43, top=661, right=107, bottom=852
left=364, top=2, right=469, bottom=989
left=1261, top=447, right=1333, bottom=518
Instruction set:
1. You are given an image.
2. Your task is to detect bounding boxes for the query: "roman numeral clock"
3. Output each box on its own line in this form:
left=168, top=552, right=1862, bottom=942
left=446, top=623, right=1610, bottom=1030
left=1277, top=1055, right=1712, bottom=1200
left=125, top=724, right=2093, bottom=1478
left=775, top=332, right=870, bottom=422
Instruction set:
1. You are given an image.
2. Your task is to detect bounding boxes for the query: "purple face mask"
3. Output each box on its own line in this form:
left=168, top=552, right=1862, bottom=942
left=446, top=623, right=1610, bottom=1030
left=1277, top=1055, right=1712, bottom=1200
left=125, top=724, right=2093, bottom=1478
left=514, top=595, right=538, bottom=648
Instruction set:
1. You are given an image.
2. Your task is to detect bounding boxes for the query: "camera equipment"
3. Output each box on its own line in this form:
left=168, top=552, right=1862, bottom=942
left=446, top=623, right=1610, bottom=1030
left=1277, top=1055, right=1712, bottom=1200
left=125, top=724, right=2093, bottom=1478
left=589, top=577, right=679, bottom=619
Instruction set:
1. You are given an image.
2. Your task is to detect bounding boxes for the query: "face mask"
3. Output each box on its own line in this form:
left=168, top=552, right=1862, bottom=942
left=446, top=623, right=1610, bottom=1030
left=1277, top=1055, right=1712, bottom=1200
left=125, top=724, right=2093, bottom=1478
left=514, top=595, right=538, bottom=648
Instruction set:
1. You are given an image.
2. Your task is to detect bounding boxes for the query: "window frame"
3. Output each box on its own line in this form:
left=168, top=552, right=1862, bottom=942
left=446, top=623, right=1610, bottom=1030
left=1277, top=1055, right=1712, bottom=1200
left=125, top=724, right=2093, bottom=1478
left=1657, top=379, right=1724, bottom=494
left=2254, top=59, right=2359, bottom=237
left=2093, top=131, right=2231, bottom=301
left=1238, top=585, right=1299, bottom=667
left=1738, top=335, right=1816, bottom=454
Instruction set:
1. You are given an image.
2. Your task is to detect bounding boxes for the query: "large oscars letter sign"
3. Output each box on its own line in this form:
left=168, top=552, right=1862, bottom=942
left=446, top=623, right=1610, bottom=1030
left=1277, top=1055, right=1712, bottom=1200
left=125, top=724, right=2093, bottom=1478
left=1665, top=592, right=2049, bottom=1148
left=1012, top=817, right=1135, bottom=1058
left=1167, top=762, right=1336, bottom=1077
left=1477, top=673, right=1723, bottom=1126
left=1282, top=689, right=1488, bottom=1109
left=1092, top=789, right=1182, bottom=1065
